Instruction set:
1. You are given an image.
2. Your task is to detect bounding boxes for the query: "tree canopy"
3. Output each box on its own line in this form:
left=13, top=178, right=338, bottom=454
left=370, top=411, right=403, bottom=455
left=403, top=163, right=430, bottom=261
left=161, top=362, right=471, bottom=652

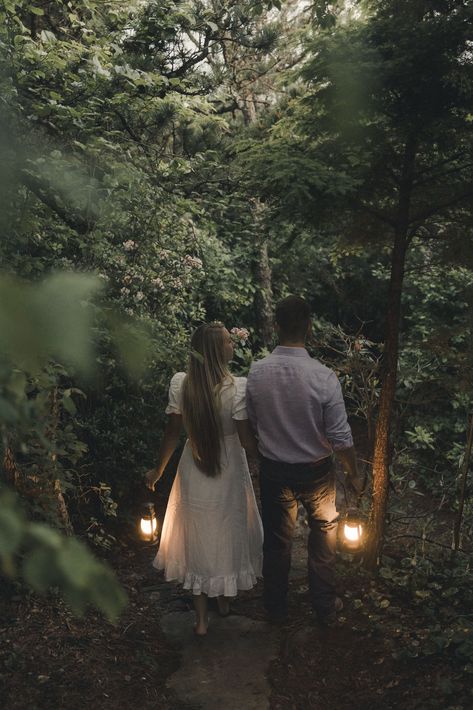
left=1, top=0, right=472, bottom=641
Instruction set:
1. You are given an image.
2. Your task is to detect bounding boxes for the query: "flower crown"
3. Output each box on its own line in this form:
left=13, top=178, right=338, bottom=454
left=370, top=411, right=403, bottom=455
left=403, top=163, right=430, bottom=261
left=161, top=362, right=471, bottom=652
left=230, top=327, right=250, bottom=345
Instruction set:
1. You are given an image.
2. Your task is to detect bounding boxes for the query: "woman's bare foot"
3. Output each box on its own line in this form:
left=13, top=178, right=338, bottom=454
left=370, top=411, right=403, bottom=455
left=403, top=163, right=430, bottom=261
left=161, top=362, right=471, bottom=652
left=193, top=618, right=208, bottom=636
left=217, top=595, right=231, bottom=617
left=193, top=593, right=209, bottom=635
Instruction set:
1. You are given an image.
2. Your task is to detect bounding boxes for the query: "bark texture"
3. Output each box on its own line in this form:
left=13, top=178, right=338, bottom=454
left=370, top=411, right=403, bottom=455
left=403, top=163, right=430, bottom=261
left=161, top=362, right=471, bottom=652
left=364, top=138, right=416, bottom=569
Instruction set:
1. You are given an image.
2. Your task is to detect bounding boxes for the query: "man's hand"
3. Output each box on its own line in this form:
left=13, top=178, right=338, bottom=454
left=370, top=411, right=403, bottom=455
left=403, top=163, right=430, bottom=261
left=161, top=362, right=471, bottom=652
left=335, top=446, right=364, bottom=500
left=347, top=473, right=364, bottom=499
left=145, top=468, right=160, bottom=491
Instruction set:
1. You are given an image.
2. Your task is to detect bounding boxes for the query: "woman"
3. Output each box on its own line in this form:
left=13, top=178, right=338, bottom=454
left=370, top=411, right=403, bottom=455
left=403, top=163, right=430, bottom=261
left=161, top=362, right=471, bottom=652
left=146, top=322, right=263, bottom=636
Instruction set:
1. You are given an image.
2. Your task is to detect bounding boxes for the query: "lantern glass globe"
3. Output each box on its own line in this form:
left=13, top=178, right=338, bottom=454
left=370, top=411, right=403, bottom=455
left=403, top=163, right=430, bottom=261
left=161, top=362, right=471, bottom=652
left=140, top=516, right=157, bottom=537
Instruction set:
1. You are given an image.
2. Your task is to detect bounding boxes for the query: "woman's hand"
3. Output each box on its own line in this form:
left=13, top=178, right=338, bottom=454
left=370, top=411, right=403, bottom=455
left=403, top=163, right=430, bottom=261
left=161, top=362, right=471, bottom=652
left=145, top=468, right=159, bottom=491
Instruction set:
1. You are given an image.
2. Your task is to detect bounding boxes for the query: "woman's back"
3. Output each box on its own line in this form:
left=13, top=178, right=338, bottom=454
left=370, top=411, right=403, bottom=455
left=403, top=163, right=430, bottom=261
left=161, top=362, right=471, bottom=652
left=167, top=372, right=248, bottom=441
left=155, top=369, right=262, bottom=598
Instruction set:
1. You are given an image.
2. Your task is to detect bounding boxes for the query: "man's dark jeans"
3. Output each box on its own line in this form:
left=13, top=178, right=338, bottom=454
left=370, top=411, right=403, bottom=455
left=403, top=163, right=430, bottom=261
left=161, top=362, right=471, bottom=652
left=260, top=456, right=339, bottom=618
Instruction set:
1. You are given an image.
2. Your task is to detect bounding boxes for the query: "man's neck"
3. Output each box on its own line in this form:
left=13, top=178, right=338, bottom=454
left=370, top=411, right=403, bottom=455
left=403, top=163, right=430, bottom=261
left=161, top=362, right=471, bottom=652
left=278, top=341, right=306, bottom=349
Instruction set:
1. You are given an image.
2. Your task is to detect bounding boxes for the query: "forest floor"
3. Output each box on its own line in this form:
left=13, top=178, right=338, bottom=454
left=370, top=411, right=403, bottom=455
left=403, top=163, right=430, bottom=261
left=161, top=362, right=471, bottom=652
left=1, top=486, right=472, bottom=710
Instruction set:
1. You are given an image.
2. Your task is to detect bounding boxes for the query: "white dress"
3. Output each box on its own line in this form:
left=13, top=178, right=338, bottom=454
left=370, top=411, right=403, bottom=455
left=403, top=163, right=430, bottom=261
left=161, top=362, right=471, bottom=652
left=153, top=372, right=263, bottom=597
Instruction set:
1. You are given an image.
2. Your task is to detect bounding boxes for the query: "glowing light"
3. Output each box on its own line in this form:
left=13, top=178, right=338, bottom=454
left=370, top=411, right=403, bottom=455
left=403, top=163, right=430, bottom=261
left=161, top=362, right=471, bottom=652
left=140, top=517, right=157, bottom=537
left=344, top=522, right=362, bottom=542
left=139, top=502, right=158, bottom=542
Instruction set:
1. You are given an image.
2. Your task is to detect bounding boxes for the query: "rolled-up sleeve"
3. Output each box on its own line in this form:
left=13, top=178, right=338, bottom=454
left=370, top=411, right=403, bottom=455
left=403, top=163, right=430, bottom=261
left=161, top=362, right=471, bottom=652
left=165, top=372, right=186, bottom=415
left=232, top=377, right=248, bottom=420
left=323, top=373, right=354, bottom=450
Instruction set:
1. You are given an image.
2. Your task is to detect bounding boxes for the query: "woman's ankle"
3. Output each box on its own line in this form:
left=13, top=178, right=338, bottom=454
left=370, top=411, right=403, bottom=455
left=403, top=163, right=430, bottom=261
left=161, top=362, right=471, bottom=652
left=194, top=618, right=208, bottom=635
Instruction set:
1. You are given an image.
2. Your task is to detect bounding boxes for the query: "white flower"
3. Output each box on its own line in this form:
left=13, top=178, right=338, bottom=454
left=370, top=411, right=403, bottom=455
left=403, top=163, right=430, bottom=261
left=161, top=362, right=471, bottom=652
left=120, top=287, right=130, bottom=296
left=183, top=254, right=203, bottom=270
left=151, top=277, right=164, bottom=290
left=135, top=291, right=145, bottom=301
left=230, top=327, right=250, bottom=345
left=123, top=239, right=137, bottom=252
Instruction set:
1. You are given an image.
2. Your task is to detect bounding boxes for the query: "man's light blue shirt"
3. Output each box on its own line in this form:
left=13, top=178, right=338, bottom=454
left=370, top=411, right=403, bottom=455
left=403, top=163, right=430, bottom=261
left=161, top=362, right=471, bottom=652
left=246, top=346, right=353, bottom=464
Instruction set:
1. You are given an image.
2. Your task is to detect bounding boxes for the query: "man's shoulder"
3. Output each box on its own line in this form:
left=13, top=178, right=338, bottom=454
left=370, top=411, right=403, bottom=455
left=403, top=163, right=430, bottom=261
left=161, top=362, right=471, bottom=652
left=248, top=353, right=336, bottom=379
left=309, top=357, right=336, bottom=378
left=248, top=353, right=274, bottom=375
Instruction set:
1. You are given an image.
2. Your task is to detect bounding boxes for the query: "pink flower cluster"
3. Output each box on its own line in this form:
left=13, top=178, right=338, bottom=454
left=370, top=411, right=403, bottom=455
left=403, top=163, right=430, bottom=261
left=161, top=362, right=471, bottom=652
left=230, top=327, right=250, bottom=345
left=183, top=254, right=203, bottom=270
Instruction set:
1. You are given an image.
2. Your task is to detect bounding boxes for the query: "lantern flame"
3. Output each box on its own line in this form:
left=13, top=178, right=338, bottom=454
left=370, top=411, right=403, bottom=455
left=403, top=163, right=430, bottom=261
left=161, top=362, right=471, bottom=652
left=344, top=522, right=362, bottom=542
left=140, top=517, right=158, bottom=537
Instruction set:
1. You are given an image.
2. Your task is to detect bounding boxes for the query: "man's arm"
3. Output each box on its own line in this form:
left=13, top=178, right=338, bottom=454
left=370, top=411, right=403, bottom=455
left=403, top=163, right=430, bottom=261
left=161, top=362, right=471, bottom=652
left=323, top=373, right=364, bottom=498
left=145, top=413, right=183, bottom=489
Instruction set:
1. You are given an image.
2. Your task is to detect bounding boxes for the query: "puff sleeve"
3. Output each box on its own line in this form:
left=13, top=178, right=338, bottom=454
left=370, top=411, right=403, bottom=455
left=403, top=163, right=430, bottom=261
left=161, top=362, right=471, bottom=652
left=232, top=377, right=248, bottom=420
left=165, top=372, right=186, bottom=415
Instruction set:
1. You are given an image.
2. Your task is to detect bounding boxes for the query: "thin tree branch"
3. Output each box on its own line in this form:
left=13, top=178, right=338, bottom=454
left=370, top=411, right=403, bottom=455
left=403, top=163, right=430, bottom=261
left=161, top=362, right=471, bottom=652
left=21, top=170, right=93, bottom=234
left=409, top=184, right=473, bottom=224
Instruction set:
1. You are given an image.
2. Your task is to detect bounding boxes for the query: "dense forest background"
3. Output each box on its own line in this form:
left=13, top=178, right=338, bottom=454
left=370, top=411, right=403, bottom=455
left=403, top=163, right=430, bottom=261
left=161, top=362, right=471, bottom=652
left=1, top=0, right=473, bottom=700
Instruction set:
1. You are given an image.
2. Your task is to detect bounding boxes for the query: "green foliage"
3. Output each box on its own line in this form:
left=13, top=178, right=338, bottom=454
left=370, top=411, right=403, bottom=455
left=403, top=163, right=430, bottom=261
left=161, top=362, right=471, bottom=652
left=0, top=273, right=103, bottom=375
left=379, top=553, right=473, bottom=664
left=0, top=488, right=126, bottom=622
left=1, top=0, right=472, bottom=623
left=0, top=270, right=157, bottom=618
left=395, top=250, right=473, bottom=494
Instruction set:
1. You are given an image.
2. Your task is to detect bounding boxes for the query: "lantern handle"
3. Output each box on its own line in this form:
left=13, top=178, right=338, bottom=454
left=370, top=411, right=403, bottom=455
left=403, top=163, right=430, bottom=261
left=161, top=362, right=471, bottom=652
left=341, top=478, right=362, bottom=514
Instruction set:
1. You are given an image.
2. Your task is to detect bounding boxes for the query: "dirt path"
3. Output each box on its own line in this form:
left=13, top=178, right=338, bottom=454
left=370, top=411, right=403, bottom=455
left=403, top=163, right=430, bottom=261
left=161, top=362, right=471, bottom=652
left=1, top=510, right=471, bottom=709
left=161, top=612, right=278, bottom=708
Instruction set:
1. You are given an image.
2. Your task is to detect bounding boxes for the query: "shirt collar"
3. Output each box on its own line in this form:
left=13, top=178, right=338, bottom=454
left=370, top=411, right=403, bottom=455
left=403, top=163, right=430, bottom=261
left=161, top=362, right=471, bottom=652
left=272, top=346, right=310, bottom=358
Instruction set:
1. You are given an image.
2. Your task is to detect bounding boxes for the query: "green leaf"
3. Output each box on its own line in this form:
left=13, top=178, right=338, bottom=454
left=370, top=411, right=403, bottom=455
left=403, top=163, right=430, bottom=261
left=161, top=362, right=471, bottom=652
left=56, top=539, right=95, bottom=588
left=22, top=547, right=59, bottom=593
left=89, top=567, right=128, bottom=622
left=7, top=370, right=27, bottom=398
left=63, top=587, right=88, bottom=617
left=62, top=393, right=77, bottom=415
left=28, top=523, right=62, bottom=549
left=29, top=6, right=44, bottom=15
left=40, top=29, right=56, bottom=43
left=109, top=318, right=151, bottom=379
left=0, top=397, right=19, bottom=423
left=0, top=506, right=24, bottom=558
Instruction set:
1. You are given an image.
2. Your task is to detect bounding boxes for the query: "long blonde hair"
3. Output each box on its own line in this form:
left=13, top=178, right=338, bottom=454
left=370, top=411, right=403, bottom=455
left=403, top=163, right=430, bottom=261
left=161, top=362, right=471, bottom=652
left=181, top=323, right=231, bottom=477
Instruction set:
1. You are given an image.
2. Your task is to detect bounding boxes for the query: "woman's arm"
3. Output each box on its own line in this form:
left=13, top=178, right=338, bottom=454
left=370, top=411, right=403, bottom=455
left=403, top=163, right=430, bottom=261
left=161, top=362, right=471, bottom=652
left=145, top=414, right=183, bottom=490
left=236, top=419, right=259, bottom=459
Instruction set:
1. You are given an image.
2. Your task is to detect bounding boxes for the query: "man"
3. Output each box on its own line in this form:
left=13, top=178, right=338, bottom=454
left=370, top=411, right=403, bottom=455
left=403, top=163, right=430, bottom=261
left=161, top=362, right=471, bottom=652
left=246, top=295, right=363, bottom=625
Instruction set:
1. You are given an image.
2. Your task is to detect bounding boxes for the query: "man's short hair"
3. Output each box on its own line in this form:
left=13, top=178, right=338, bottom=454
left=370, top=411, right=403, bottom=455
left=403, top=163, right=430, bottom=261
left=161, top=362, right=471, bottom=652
left=275, top=296, right=311, bottom=341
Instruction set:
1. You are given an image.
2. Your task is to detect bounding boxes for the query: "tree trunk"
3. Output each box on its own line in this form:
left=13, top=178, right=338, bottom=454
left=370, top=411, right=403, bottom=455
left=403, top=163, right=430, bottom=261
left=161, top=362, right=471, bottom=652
left=251, top=201, right=274, bottom=349
left=452, top=413, right=473, bottom=553
left=254, top=238, right=274, bottom=349
left=2, top=443, right=20, bottom=487
left=49, top=387, right=74, bottom=535
left=2, top=391, right=74, bottom=534
left=364, top=137, right=417, bottom=570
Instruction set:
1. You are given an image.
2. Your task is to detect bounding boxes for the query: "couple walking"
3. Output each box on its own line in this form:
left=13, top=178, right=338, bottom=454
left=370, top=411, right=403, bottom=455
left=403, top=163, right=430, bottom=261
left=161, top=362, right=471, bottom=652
left=146, top=296, right=362, bottom=635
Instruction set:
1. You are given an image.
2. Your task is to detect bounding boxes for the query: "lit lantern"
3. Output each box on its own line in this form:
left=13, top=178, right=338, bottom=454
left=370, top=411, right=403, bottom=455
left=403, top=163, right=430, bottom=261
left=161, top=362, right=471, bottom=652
left=342, top=508, right=365, bottom=552
left=139, top=502, right=158, bottom=543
